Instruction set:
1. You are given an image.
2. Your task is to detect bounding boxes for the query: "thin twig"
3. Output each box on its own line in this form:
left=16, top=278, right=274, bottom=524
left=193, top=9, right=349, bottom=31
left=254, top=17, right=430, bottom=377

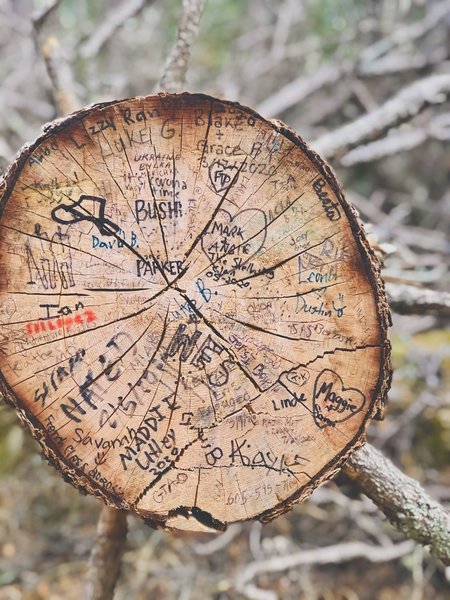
left=192, top=523, right=242, bottom=555
left=269, top=0, right=302, bottom=61
left=358, top=0, right=450, bottom=67
left=235, top=540, right=414, bottom=600
left=341, top=127, right=427, bottom=165
left=341, top=112, right=450, bottom=165
left=358, top=49, right=446, bottom=77
left=159, top=0, right=207, bottom=92
left=80, top=0, right=152, bottom=59
left=86, top=506, right=128, bottom=600
left=374, top=390, right=442, bottom=448
left=343, top=443, right=450, bottom=565
left=33, top=2, right=78, bottom=116
left=32, top=0, right=62, bottom=31
left=256, top=63, right=343, bottom=117
left=313, top=74, right=450, bottom=159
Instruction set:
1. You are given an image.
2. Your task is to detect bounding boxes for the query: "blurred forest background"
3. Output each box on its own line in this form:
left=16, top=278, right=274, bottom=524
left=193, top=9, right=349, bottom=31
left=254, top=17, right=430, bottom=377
left=0, top=0, right=449, bottom=599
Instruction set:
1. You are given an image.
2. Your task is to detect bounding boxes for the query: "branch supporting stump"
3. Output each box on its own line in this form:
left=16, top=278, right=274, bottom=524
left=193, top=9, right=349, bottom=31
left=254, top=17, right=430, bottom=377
left=0, top=93, right=391, bottom=532
left=86, top=506, right=128, bottom=600
left=343, top=443, right=450, bottom=565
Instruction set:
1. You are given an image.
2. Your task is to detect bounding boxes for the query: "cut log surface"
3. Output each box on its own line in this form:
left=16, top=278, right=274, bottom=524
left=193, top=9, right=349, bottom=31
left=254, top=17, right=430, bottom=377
left=0, top=93, right=391, bottom=532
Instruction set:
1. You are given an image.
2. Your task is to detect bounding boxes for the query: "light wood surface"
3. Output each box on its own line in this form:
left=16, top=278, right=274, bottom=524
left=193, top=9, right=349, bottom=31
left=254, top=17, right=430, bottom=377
left=0, top=93, right=391, bottom=532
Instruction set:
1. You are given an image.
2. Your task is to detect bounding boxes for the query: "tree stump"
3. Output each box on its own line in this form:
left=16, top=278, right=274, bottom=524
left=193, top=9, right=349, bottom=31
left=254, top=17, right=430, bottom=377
left=0, top=93, right=391, bottom=532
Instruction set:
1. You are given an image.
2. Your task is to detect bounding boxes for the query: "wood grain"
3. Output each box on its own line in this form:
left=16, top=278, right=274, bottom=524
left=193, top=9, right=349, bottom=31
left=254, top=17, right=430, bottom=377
left=0, top=93, right=391, bottom=532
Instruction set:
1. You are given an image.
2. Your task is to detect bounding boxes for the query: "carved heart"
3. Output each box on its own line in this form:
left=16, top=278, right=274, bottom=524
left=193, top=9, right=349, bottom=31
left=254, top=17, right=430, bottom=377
left=286, top=368, right=310, bottom=387
left=208, top=159, right=240, bottom=193
left=312, top=369, right=365, bottom=429
left=201, top=208, right=267, bottom=266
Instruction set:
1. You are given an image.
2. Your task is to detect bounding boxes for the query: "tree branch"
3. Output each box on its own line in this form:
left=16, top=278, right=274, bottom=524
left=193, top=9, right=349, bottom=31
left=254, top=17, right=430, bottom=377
left=257, top=63, right=344, bottom=118
left=159, top=0, right=207, bottom=92
left=86, top=506, right=128, bottom=600
left=235, top=540, right=414, bottom=600
left=235, top=441, right=450, bottom=600
left=341, top=112, right=450, bottom=165
left=341, top=127, right=428, bottom=165
left=313, top=74, right=450, bottom=159
left=41, top=35, right=78, bottom=115
left=32, top=0, right=62, bottom=32
left=80, top=0, right=152, bottom=60
left=33, top=3, right=78, bottom=116
left=358, top=0, right=450, bottom=68
left=342, top=443, right=450, bottom=565
left=385, top=282, right=450, bottom=318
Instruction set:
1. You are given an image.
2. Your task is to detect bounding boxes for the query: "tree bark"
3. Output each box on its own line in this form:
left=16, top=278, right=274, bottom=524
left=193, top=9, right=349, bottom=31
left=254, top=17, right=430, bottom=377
left=86, top=506, right=128, bottom=600
left=159, top=0, right=207, bottom=92
left=343, top=443, right=450, bottom=565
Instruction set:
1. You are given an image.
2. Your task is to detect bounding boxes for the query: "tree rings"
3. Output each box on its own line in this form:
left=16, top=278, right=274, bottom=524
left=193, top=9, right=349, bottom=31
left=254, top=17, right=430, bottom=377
left=0, top=93, right=391, bottom=532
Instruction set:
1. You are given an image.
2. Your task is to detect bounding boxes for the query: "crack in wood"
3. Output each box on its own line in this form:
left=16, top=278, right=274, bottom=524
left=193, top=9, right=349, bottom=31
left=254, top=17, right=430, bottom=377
left=0, top=93, right=391, bottom=532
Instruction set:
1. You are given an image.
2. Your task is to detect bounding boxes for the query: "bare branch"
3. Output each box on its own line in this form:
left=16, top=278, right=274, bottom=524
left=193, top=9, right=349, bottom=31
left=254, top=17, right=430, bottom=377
left=385, top=282, right=450, bottom=318
left=32, top=0, right=62, bottom=32
left=192, top=524, right=242, bottom=555
left=269, top=0, right=304, bottom=61
left=313, top=74, right=450, bottom=159
left=235, top=540, right=414, bottom=600
left=41, top=35, right=78, bottom=115
left=86, top=506, right=128, bottom=600
left=257, top=63, right=343, bottom=118
left=300, top=84, right=353, bottom=127
left=252, top=1, right=449, bottom=119
left=358, top=49, right=446, bottom=77
left=159, top=0, right=207, bottom=92
left=359, top=0, right=450, bottom=67
left=343, top=443, right=450, bottom=565
left=80, top=0, right=152, bottom=60
left=341, top=112, right=450, bottom=165
left=374, top=390, right=443, bottom=448
left=349, top=190, right=448, bottom=254
left=342, top=127, right=428, bottom=165
left=240, top=36, right=320, bottom=84
left=33, top=3, right=78, bottom=116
